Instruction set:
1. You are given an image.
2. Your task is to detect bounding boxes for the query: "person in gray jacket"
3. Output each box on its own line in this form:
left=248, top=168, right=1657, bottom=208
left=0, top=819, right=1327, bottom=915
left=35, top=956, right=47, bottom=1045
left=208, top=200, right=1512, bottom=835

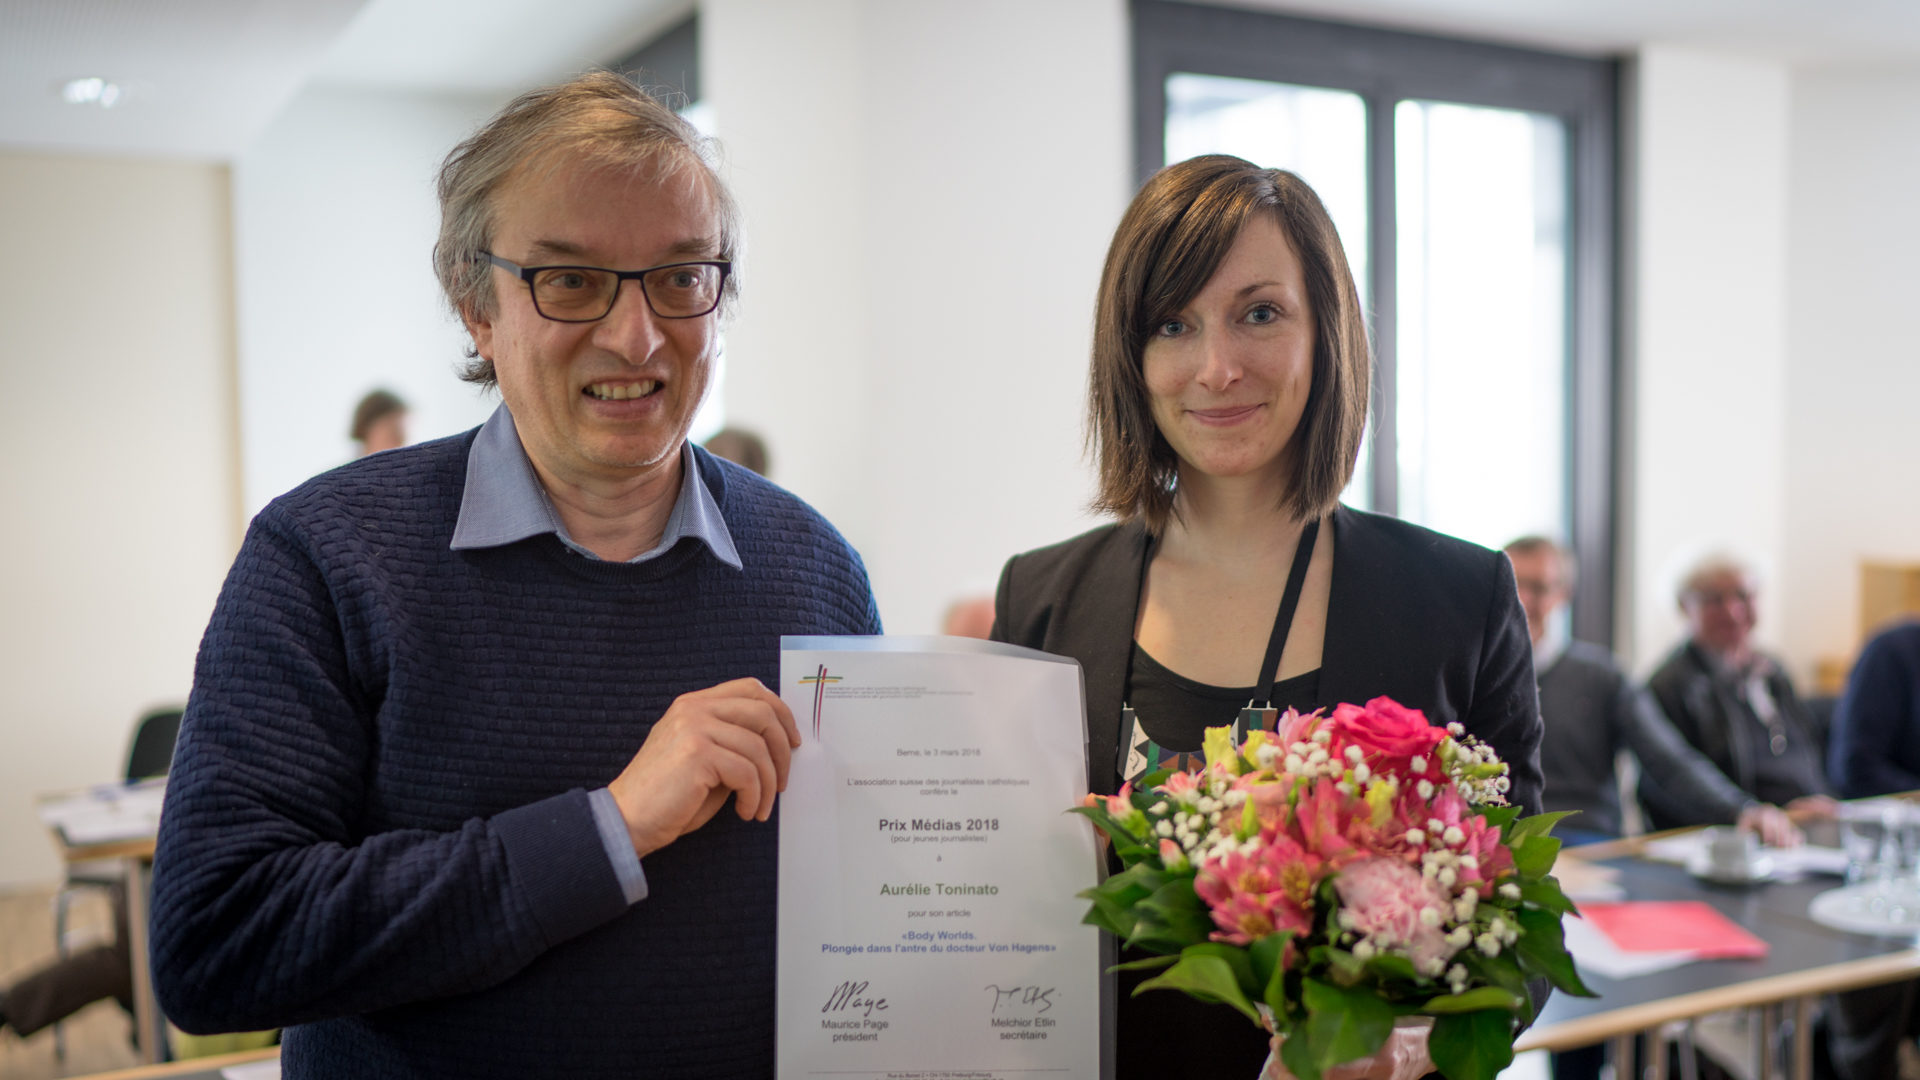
left=1503, top=537, right=1798, bottom=846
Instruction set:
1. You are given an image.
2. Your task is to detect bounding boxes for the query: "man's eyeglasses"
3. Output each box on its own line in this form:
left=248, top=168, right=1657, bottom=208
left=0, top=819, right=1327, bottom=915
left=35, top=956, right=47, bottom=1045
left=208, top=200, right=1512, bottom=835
left=482, top=252, right=730, bottom=322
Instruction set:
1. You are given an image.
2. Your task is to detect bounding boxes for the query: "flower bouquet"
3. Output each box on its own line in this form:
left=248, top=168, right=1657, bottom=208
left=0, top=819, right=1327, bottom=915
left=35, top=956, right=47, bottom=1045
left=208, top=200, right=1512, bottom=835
left=1074, top=698, right=1593, bottom=1080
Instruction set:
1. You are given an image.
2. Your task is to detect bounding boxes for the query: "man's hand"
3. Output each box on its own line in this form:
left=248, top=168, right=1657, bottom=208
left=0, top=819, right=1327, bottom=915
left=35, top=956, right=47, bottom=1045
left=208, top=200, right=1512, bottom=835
left=1265, top=1021, right=1433, bottom=1080
left=607, top=678, right=801, bottom=859
left=1736, top=803, right=1803, bottom=848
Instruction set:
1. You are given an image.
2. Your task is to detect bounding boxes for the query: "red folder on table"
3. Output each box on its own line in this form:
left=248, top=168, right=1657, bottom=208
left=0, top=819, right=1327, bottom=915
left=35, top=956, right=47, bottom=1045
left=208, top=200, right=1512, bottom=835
left=1578, top=901, right=1770, bottom=959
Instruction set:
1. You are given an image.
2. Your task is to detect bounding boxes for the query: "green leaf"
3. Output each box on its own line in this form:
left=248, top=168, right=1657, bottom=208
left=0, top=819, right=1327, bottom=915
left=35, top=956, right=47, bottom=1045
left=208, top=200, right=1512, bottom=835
left=1512, top=834, right=1561, bottom=879
left=1366, top=953, right=1419, bottom=983
left=1298, top=978, right=1396, bottom=1076
left=1107, top=954, right=1179, bottom=973
left=1090, top=862, right=1163, bottom=908
left=1136, top=953, right=1262, bottom=1025
left=1249, top=932, right=1289, bottom=993
left=1514, top=906, right=1597, bottom=997
left=1323, top=946, right=1368, bottom=986
left=1418, top=986, right=1525, bottom=1014
left=1429, top=1009, right=1515, bottom=1080
left=1281, top=1026, right=1324, bottom=1080
left=1131, top=878, right=1213, bottom=951
left=1520, top=876, right=1578, bottom=917
left=1252, top=932, right=1296, bottom=1019
left=1506, top=810, right=1579, bottom=844
left=1456, top=950, right=1532, bottom=1017
left=1180, top=942, right=1260, bottom=1001
left=1475, top=804, right=1523, bottom=830
left=1068, top=803, right=1151, bottom=859
left=1077, top=862, right=1165, bottom=938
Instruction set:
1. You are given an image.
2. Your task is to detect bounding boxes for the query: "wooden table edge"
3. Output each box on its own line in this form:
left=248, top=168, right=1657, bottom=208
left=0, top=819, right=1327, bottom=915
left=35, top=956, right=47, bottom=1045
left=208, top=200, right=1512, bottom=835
left=1514, top=947, right=1920, bottom=1052
left=53, top=831, right=159, bottom=862
left=64, top=1046, right=279, bottom=1080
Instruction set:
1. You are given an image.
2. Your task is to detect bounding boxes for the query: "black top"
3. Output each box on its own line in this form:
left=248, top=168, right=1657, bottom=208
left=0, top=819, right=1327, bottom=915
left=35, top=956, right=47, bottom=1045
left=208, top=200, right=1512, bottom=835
left=992, top=506, right=1544, bottom=811
left=1128, top=645, right=1320, bottom=764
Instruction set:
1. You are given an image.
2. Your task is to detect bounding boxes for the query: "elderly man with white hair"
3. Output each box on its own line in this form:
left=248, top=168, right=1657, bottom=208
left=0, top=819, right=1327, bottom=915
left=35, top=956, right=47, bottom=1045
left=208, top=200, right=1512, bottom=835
left=1639, top=554, right=1835, bottom=831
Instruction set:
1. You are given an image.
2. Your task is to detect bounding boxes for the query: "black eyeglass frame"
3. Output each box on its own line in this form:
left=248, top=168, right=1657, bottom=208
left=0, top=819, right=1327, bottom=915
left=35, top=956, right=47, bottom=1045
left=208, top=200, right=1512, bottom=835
left=481, top=252, right=732, bottom=322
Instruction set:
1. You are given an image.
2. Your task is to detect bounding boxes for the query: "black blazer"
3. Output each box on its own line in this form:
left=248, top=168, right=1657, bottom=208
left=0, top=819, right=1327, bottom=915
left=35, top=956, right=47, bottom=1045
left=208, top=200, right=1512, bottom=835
left=991, top=504, right=1544, bottom=816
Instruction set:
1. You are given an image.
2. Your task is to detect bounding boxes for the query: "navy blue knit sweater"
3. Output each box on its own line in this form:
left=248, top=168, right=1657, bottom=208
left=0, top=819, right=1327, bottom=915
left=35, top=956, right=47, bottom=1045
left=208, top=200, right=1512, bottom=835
left=151, top=431, right=881, bottom=1078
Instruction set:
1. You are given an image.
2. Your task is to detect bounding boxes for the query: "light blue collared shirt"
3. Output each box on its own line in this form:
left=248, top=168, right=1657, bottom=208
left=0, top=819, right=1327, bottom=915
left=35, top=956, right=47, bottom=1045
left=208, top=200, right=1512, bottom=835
left=450, top=404, right=743, bottom=905
left=451, top=405, right=741, bottom=571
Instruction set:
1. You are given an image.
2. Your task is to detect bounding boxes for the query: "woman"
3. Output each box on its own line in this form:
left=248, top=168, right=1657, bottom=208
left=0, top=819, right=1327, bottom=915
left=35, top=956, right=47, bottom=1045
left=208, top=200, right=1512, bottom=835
left=992, top=156, right=1543, bottom=1079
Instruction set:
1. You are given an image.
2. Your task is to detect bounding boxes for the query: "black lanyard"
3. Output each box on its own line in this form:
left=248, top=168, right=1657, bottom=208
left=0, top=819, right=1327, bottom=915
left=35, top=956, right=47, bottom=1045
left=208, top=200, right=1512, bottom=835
left=1118, top=517, right=1321, bottom=781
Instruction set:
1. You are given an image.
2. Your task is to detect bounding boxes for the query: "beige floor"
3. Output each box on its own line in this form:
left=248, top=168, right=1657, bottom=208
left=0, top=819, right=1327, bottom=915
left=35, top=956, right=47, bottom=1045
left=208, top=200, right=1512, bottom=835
left=0, top=884, right=140, bottom=1079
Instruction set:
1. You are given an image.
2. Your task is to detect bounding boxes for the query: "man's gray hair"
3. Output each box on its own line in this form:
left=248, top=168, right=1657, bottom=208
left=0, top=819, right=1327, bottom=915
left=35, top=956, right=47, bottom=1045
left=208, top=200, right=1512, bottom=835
left=1503, top=534, right=1578, bottom=590
left=1676, top=551, right=1758, bottom=605
left=433, top=70, right=741, bottom=387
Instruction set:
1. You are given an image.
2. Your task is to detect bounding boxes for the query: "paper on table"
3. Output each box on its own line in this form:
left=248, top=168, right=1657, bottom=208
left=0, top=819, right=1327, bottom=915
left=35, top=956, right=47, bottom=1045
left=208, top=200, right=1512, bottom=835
left=1579, top=901, right=1769, bottom=959
left=1551, top=857, right=1626, bottom=903
left=36, top=779, right=166, bottom=846
left=221, top=1059, right=281, bottom=1080
left=1561, top=915, right=1699, bottom=979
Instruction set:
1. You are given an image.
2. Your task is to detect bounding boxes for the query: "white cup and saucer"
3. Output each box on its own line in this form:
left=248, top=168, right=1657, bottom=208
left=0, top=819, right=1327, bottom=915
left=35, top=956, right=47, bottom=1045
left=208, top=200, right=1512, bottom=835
left=1687, top=825, right=1775, bottom=885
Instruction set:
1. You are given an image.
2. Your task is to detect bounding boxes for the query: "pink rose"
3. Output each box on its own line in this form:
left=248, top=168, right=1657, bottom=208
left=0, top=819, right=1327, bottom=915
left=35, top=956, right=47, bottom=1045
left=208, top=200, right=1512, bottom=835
left=1333, top=855, right=1455, bottom=972
left=1329, top=698, right=1447, bottom=778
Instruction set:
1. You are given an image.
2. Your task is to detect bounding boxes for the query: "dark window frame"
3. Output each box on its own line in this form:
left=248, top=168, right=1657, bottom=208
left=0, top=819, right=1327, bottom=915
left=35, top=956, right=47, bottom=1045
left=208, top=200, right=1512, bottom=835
left=1133, top=0, right=1620, bottom=647
left=615, top=14, right=700, bottom=106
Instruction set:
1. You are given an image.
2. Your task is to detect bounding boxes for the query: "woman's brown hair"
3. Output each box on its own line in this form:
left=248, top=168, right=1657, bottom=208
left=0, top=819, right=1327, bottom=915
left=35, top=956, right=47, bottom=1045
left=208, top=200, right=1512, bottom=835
left=1088, top=155, right=1370, bottom=531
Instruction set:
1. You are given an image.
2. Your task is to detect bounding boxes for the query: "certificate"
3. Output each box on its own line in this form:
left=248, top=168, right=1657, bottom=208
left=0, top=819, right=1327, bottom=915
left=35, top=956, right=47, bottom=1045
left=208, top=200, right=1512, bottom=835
left=778, top=636, right=1103, bottom=1079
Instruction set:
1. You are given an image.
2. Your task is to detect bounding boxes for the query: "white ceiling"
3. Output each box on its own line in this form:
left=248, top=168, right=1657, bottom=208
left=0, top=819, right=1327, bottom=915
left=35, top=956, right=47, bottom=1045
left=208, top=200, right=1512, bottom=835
left=0, top=0, right=687, bottom=160
left=2, top=0, right=1917, bottom=162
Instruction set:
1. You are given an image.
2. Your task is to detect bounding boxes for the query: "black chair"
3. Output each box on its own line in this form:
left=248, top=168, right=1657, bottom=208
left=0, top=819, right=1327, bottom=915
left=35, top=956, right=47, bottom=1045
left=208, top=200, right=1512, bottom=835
left=52, top=706, right=183, bottom=1059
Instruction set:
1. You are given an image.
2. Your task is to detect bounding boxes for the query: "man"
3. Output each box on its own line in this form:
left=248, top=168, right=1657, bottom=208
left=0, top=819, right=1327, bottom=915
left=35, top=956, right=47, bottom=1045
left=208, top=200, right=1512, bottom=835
left=150, top=73, right=881, bottom=1078
left=1829, top=620, right=1920, bottom=797
left=1503, top=537, right=1797, bottom=845
left=349, top=388, right=409, bottom=456
left=1641, top=554, right=1836, bottom=831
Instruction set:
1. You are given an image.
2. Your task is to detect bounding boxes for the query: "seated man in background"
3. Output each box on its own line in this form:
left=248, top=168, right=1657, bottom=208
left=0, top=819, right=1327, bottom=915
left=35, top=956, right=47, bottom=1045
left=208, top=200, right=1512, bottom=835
left=1829, top=620, right=1920, bottom=797
left=1640, top=554, right=1837, bottom=831
left=149, top=72, right=880, bottom=1078
left=1504, top=537, right=1797, bottom=845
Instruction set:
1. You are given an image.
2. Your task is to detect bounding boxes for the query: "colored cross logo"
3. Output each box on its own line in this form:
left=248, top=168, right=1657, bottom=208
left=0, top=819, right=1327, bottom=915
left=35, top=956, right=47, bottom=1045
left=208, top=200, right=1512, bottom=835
left=799, top=665, right=842, bottom=739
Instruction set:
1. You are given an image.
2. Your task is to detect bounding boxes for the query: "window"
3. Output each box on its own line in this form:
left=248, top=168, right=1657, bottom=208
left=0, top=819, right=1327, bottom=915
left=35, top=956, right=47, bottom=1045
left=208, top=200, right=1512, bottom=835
left=1137, top=1, right=1619, bottom=644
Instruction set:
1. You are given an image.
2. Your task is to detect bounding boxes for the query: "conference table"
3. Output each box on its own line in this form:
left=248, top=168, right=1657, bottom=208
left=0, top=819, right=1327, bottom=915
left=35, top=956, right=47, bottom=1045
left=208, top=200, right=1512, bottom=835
left=1516, top=832, right=1920, bottom=1080
left=38, top=782, right=169, bottom=1066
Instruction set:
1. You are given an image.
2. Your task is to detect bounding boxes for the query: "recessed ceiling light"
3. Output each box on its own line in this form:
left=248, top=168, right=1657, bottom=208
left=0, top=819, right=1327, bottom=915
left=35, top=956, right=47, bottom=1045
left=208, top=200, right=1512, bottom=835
left=61, top=78, right=124, bottom=108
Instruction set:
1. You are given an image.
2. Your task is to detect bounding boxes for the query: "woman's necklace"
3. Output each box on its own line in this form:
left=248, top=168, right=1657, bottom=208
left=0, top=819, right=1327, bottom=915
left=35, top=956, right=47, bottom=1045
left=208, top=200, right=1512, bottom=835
left=1119, top=517, right=1320, bottom=784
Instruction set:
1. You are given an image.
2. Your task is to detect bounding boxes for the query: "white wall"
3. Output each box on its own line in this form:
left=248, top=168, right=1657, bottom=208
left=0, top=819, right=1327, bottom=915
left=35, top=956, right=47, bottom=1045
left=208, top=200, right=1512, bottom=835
left=1622, top=47, right=1792, bottom=673
left=234, top=86, right=506, bottom=516
left=706, top=0, right=1129, bottom=633
left=1778, top=68, right=1920, bottom=679
left=0, top=153, right=239, bottom=888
